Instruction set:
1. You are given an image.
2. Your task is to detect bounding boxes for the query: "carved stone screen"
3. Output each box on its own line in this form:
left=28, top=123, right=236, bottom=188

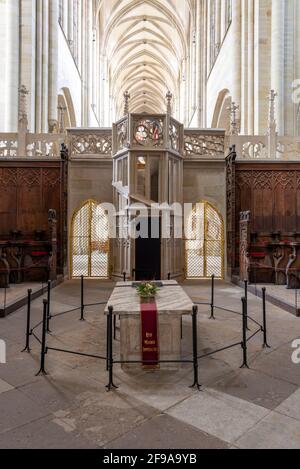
left=71, top=200, right=109, bottom=278
left=185, top=202, right=224, bottom=279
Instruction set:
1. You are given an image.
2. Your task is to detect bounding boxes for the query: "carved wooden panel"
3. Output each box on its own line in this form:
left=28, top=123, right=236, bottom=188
left=0, top=161, right=66, bottom=273
left=234, top=163, right=300, bottom=277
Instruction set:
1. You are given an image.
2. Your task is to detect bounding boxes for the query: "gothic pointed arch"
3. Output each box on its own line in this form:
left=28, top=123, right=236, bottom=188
left=211, top=89, right=232, bottom=133
left=70, top=200, right=110, bottom=279
left=185, top=201, right=225, bottom=280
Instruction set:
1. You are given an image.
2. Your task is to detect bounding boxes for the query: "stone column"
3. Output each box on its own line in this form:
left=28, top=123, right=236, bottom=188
left=247, top=0, right=254, bottom=134
left=271, top=0, right=285, bottom=135
left=1, top=0, right=20, bottom=131
left=296, top=0, right=300, bottom=135
left=215, top=0, right=222, bottom=50
left=195, top=0, right=202, bottom=127
left=284, top=0, right=296, bottom=136
left=35, top=1, right=43, bottom=132
left=42, top=2, right=49, bottom=132
left=19, top=0, right=37, bottom=132
left=241, top=0, right=248, bottom=134
left=48, top=0, right=59, bottom=132
left=231, top=0, right=242, bottom=108
left=68, top=0, right=74, bottom=45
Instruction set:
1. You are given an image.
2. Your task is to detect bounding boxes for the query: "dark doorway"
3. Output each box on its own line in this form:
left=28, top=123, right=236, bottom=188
left=135, top=217, right=161, bottom=281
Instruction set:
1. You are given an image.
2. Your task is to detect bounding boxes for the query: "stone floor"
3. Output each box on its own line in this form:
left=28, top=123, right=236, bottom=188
left=257, top=283, right=300, bottom=314
left=0, top=279, right=299, bottom=449
left=0, top=282, right=42, bottom=310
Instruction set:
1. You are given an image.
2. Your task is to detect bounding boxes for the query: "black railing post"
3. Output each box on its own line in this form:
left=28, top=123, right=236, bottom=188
left=190, top=305, right=201, bottom=390
left=244, top=279, right=249, bottom=330
left=262, top=288, right=271, bottom=349
left=80, top=275, right=85, bottom=321
left=106, top=311, right=109, bottom=371
left=22, top=289, right=32, bottom=353
left=210, top=275, right=215, bottom=319
left=114, top=314, right=117, bottom=341
left=241, top=297, right=249, bottom=369
left=3, top=286, right=7, bottom=316
left=123, top=272, right=126, bottom=282
left=36, top=300, right=48, bottom=376
left=168, top=273, right=171, bottom=281
left=106, top=306, right=118, bottom=391
left=46, top=280, right=52, bottom=333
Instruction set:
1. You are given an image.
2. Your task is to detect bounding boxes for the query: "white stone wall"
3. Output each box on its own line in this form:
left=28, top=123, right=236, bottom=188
left=68, top=161, right=114, bottom=223
left=0, top=1, right=298, bottom=136
left=183, top=161, right=226, bottom=221
left=57, top=26, right=82, bottom=126
left=205, top=0, right=299, bottom=137
left=0, top=0, right=19, bottom=132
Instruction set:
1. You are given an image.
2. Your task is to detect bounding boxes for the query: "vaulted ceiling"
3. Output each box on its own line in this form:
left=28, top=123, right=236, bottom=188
left=96, top=0, right=193, bottom=118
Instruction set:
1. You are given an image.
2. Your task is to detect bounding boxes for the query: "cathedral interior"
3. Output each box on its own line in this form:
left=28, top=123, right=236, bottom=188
left=0, top=0, right=300, bottom=451
left=1, top=0, right=300, bottom=307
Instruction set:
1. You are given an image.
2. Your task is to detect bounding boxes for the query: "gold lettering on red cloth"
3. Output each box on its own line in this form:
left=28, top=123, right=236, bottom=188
left=140, top=301, right=159, bottom=368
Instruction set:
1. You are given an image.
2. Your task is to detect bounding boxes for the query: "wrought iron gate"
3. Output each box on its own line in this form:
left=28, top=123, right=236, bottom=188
left=186, top=201, right=224, bottom=279
left=70, top=200, right=109, bottom=278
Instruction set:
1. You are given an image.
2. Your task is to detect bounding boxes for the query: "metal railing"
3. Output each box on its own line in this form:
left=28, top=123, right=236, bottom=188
left=22, top=275, right=271, bottom=391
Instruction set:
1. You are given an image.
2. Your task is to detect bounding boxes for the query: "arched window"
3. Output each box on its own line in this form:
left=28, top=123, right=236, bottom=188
left=185, top=202, right=224, bottom=279
left=70, top=200, right=109, bottom=279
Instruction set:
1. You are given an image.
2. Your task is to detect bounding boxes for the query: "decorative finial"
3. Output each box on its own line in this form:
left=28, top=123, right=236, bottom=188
left=19, top=85, right=29, bottom=129
left=57, top=104, right=67, bottom=133
left=166, top=91, right=173, bottom=115
left=268, top=89, right=278, bottom=132
left=228, top=101, right=240, bottom=135
left=124, top=91, right=130, bottom=115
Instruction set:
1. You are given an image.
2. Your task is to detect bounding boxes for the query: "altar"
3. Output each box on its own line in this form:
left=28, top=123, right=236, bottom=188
left=105, top=281, right=194, bottom=369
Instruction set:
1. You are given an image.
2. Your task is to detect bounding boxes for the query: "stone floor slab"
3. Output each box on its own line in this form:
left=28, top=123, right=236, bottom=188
left=0, top=378, right=14, bottom=395
left=167, top=388, right=270, bottom=444
left=107, top=414, right=229, bottom=449
left=235, top=411, right=300, bottom=449
left=0, top=415, right=98, bottom=449
left=275, top=389, right=300, bottom=421
left=210, top=368, right=298, bottom=410
left=0, top=389, right=49, bottom=434
left=50, top=389, right=160, bottom=448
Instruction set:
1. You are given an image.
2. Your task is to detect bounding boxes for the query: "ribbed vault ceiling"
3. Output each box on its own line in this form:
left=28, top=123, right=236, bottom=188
left=96, top=0, right=193, bottom=118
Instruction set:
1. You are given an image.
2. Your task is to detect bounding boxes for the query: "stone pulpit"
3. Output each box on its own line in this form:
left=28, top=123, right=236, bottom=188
left=111, top=113, right=184, bottom=281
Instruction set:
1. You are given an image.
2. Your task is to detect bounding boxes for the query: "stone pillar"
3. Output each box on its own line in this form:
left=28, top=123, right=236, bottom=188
left=48, top=0, right=59, bottom=132
left=19, top=0, right=37, bottom=132
left=241, top=0, right=248, bottom=134
left=68, top=0, right=73, bottom=45
left=195, top=0, right=202, bottom=127
left=284, top=0, right=296, bottom=136
left=215, top=0, right=222, bottom=50
left=271, top=0, right=285, bottom=135
left=35, top=1, right=43, bottom=132
left=247, top=0, right=254, bottom=134
left=42, top=2, right=49, bottom=132
left=1, top=0, right=20, bottom=131
left=231, top=0, right=242, bottom=107
left=296, top=0, right=300, bottom=136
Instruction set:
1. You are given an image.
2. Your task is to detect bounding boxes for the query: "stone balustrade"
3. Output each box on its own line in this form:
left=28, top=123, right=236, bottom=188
left=184, top=129, right=225, bottom=159
left=230, top=134, right=300, bottom=160
left=1, top=127, right=300, bottom=161
left=0, top=131, right=65, bottom=158
left=68, top=128, right=112, bottom=159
